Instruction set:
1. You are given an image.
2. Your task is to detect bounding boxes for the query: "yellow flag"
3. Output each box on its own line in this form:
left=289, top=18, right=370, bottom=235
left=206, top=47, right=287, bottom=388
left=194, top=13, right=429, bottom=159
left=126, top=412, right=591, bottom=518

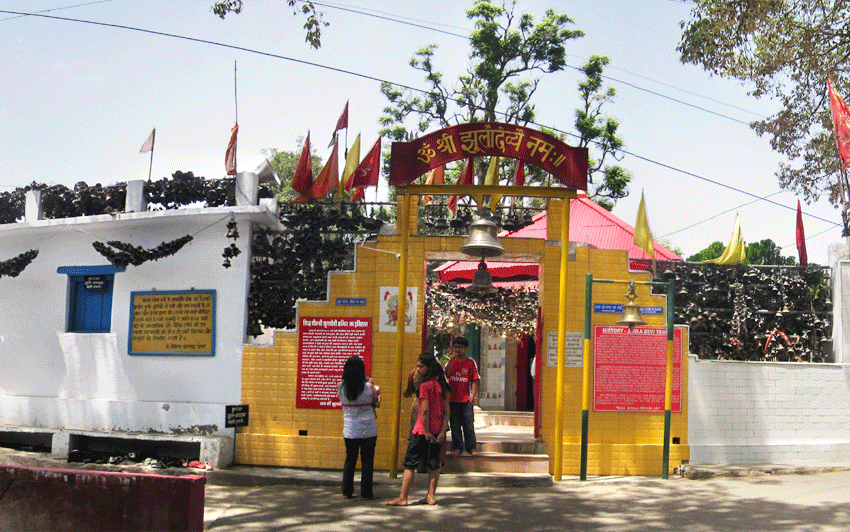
left=706, top=213, right=746, bottom=265
left=337, top=133, right=361, bottom=199
left=485, top=156, right=501, bottom=211
left=633, top=191, right=655, bottom=259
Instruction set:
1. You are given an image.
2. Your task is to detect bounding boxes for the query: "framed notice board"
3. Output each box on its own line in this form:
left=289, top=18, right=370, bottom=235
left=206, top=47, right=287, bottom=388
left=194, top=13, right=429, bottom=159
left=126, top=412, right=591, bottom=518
left=128, top=290, right=216, bottom=356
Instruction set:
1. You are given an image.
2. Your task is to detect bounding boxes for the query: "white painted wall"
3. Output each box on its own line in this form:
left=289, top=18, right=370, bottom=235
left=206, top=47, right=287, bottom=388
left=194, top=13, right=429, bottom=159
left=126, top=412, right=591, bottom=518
left=0, top=206, right=279, bottom=437
left=688, top=356, right=850, bottom=465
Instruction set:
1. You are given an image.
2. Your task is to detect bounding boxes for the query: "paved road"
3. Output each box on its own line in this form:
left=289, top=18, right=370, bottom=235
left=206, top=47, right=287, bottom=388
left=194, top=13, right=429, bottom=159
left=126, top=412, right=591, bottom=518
left=204, top=470, right=850, bottom=531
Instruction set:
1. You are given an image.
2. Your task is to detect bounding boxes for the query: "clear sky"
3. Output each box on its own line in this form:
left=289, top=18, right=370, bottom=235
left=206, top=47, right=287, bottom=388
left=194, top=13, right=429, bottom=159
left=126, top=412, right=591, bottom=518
left=0, top=0, right=843, bottom=264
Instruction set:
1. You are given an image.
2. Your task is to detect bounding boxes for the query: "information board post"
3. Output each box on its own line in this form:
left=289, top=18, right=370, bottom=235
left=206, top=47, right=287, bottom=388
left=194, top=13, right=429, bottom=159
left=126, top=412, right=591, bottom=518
left=580, top=277, right=675, bottom=480
left=661, top=280, right=675, bottom=479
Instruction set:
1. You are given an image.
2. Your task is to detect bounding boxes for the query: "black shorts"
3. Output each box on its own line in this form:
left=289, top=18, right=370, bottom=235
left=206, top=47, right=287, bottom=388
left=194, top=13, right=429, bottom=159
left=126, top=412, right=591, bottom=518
left=403, top=433, right=441, bottom=471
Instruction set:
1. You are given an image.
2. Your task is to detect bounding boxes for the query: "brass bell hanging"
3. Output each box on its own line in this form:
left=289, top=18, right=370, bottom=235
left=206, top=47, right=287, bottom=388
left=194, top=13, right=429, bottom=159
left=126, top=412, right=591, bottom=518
left=616, top=280, right=647, bottom=331
left=467, top=259, right=498, bottom=294
left=460, top=215, right=505, bottom=259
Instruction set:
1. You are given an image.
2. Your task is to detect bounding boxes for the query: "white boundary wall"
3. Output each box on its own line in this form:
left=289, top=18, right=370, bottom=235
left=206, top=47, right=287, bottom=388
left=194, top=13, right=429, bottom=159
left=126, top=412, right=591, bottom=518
left=0, top=206, right=279, bottom=456
left=688, top=355, right=850, bottom=465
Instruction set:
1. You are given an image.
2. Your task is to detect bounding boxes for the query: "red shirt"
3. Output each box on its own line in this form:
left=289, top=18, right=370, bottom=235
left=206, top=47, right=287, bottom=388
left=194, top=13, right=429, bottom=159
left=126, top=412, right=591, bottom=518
left=413, top=378, right=446, bottom=436
left=446, top=357, right=479, bottom=403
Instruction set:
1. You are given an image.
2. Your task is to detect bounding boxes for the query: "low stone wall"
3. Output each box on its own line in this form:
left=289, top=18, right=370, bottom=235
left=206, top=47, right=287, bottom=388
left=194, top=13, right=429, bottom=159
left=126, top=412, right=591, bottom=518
left=688, top=356, right=850, bottom=465
left=0, top=465, right=205, bottom=531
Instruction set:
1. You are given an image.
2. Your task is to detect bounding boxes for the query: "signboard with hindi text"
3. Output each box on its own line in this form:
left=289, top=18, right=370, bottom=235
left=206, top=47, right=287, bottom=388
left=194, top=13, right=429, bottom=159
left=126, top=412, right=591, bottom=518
left=129, top=290, right=215, bottom=356
left=593, top=325, right=683, bottom=412
left=296, top=317, right=372, bottom=409
left=389, top=122, right=588, bottom=187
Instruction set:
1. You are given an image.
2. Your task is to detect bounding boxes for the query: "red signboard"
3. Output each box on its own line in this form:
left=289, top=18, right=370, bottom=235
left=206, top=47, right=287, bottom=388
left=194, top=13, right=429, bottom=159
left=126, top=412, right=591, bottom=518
left=593, top=325, right=683, bottom=412
left=389, top=122, right=588, bottom=188
left=296, top=317, right=372, bottom=409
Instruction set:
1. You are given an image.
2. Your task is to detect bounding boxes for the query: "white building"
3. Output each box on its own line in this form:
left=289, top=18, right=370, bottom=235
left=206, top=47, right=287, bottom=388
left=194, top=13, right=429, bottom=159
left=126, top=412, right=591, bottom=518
left=0, top=176, right=279, bottom=468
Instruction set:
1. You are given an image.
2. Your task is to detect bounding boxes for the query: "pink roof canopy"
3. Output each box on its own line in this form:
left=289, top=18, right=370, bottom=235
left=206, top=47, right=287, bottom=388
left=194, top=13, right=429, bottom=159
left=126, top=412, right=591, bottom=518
left=435, top=192, right=681, bottom=282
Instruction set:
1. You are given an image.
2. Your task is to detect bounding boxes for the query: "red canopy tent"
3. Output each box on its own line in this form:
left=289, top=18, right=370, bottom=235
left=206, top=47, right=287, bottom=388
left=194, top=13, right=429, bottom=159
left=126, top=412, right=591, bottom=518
left=434, top=192, right=682, bottom=284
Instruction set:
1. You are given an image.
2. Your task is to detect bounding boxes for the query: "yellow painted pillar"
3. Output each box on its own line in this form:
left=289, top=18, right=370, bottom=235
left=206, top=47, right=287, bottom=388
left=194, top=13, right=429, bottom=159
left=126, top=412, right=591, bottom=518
left=553, top=198, right=570, bottom=480
left=390, top=193, right=411, bottom=478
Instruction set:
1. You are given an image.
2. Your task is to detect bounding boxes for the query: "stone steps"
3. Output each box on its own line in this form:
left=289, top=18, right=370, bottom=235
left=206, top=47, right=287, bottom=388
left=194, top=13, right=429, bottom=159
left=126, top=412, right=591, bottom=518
left=442, top=410, right=549, bottom=476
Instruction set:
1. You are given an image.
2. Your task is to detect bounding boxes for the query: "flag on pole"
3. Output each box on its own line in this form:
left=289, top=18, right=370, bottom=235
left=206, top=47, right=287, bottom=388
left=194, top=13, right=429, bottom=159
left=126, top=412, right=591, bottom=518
left=484, top=156, right=501, bottom=211
left=706, top=214, right=746, bottom=265
left=420, top=165, right=445, bottom=205
left=329, top=100, right=349, bottom=148
left=796, top=200, right=808, bottom=266
left=510, top=161, right=525, bottom=209
left=340, top=134, right=361, bottom=198
left=828, top=78, right=850, bottom=170
left=311, top=141, right=339, bottom=200
left=225, top=123, right=238, bottom=175
left=291, top=133, right=314, bottom=202
left=633, top=191, right=655, bottom=260
left=140, top=128, right=155, bottom=153
left=349, top=137, right=381, bottom=189
left=449, top=157, right=474, bottom=215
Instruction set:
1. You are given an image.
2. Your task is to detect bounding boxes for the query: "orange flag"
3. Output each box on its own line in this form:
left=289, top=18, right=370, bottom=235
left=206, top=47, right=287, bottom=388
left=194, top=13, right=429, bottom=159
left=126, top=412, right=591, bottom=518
left=311, top=141, right=339, bottom=200
left=225, top=123, right=238, bottom=175
left=828, top=78, right=850, bottom=170
left=291, top=133, right=314, bottom=202
left=420, top=165, right=445, bottom=205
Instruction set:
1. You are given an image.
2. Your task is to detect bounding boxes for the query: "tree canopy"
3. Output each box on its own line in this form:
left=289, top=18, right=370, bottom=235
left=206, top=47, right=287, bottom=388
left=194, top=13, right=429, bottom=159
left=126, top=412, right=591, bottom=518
left=678, top=0, right=850, bottom=232
left=211, top=0, right=327, bottom=48
left=378, top=1, right=631, bottom=209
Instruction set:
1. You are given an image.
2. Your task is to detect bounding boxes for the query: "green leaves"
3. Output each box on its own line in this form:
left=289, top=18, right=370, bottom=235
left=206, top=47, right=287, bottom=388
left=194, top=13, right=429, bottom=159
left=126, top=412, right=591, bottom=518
left=379, top=0, right=583, bottom=136
left=678, top=0, right=850, bottom=226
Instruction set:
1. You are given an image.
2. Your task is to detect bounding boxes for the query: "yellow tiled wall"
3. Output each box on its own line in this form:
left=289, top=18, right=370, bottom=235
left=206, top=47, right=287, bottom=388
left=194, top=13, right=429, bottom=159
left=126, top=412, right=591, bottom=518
left=238, top=198, right=689, bottom=476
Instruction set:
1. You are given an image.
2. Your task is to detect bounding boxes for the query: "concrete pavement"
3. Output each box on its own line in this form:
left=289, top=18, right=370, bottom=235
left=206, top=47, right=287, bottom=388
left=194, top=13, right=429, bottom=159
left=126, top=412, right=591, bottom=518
left=203, top=469, right=850, bottom=531
left=3, top=445, right=850, bottom=531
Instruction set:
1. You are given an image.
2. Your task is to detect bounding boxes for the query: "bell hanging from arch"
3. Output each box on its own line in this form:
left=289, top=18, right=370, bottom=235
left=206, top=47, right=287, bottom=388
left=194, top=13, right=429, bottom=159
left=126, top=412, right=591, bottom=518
left=615, top=280, right=647, bottom=331
left=460, top=216, right=505, bottom=259
left=467, top=259, right=498, bottom=294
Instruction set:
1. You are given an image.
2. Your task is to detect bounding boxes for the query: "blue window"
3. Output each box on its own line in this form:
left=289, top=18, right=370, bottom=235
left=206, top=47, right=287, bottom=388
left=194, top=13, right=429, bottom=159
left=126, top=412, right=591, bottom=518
left=58, top=265, right=124, bottom=333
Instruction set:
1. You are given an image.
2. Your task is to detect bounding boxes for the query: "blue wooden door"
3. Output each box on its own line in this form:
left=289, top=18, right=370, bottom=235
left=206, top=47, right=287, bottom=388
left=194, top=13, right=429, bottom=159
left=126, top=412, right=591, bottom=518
left=69, top=275, right=113, bottom=332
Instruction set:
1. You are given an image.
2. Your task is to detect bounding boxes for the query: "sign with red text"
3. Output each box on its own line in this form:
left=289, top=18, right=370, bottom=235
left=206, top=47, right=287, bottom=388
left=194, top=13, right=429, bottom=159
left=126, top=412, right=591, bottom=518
left=296, top=317, right=372, bottom=409
left=593, top=325, right=683, bottom=412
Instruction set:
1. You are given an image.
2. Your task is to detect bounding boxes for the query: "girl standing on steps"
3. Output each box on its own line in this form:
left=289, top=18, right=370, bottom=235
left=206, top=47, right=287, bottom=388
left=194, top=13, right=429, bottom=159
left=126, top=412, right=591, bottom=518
left=338, top=356, right=381, bottom=500
left=388, top=353, right=450, bottom=506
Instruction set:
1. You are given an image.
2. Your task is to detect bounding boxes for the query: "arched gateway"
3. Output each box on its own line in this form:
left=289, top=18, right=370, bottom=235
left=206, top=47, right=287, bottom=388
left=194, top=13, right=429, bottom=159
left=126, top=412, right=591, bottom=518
left=237, top=122, right=689, bottom=479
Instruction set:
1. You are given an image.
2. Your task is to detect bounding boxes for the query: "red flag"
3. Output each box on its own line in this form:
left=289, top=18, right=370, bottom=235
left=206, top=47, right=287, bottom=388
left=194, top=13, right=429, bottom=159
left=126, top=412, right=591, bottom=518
left=828, top=78, right=850, bottom=170
left=349, top=137, right=381, bottom=189
left=291, top=133, right=314, bottom=199
left=449, top=157, right=474, bottom=215
left=351, top=187, right=365, bottom=202
left=513, top=160, right=525, bottom=186
left=796, top=200, right=808, bottom=266
left=511, top=161, right=525, bottom=208
left=225, top=123, right=238, bottom=175
left=311, top=141, right=339, bottom=200
left=329, top=101, right=349, bottom=147
left=140, top=128, right=155, bottom=153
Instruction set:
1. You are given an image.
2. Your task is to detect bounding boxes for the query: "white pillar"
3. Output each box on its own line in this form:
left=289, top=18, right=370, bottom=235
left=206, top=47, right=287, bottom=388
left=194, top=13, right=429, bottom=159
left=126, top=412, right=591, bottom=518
left=236, top=172, right=259, bottom=206
left=25, top=190, right=43, bottom=221
left=125, top=180, right=147, bottom=213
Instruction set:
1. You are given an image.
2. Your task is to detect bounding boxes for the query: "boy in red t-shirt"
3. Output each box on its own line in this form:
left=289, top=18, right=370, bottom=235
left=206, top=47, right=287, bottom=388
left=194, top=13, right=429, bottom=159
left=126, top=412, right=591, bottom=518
left=387, top=354, right=451, bottom=506
left=444, top=336, right=480, bottom=456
